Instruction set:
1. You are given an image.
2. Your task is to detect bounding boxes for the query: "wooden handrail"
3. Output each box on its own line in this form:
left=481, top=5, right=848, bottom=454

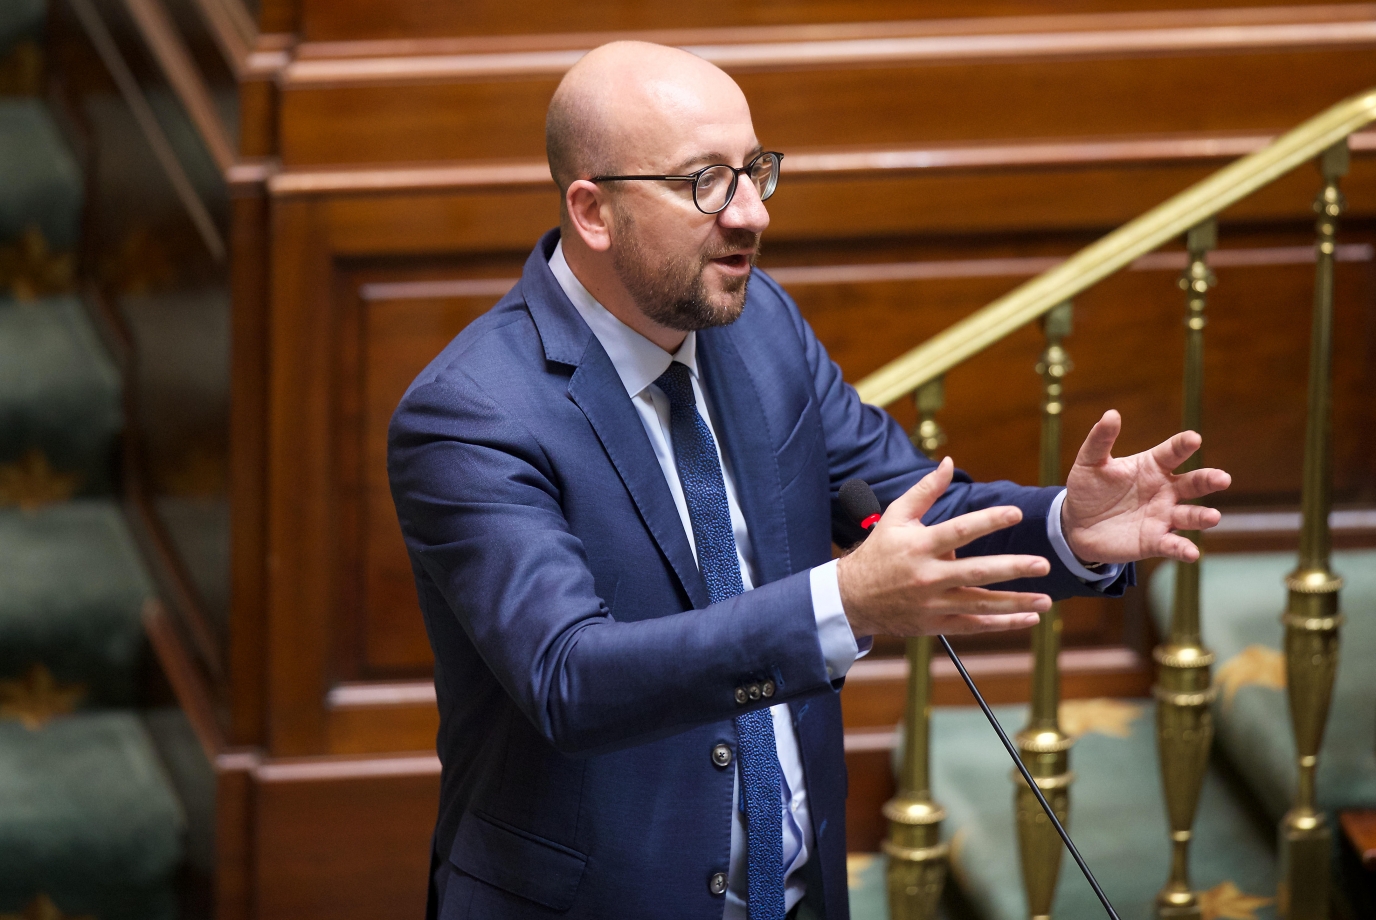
left=854, top=87, right=1376, bottom=408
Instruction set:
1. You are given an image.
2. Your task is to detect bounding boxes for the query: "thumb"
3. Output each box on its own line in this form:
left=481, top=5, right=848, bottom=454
left=1075, top=409, right=1121, bottom=468
left=883, top=456, right=954, bottom=526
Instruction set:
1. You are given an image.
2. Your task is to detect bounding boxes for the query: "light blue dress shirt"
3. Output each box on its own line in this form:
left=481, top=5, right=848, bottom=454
left=547, top=242, right=1120, bottom=917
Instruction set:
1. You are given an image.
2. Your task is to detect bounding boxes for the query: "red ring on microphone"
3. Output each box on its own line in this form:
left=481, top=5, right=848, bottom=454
left=860, top=513, right=881, bottom=531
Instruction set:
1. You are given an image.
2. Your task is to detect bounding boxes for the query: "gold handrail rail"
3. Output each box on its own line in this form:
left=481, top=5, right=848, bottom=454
left=854, top=86, right=1376, bottom=408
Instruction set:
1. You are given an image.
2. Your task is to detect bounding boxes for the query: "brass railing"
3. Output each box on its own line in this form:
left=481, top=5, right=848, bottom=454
left=864, top=87, right=1376, bottom=920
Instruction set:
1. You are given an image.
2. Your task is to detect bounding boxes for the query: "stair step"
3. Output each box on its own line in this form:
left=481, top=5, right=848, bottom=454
left=0, top=0, right=44, bottom=59
left=1149, top=549, right=1376, bottom=822
left=0, top=501, right=153, bottom=706
left=0, top=99, right=82, bottom=251
left=927, top=702, right=1277, bottom=920
left=0, top=711, right=183, bottom=920
left=0, top=295, right=122, bottom=493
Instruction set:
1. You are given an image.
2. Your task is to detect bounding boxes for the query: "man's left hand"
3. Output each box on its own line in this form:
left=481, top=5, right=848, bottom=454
left=1062, top=409, right=1232, bottom=565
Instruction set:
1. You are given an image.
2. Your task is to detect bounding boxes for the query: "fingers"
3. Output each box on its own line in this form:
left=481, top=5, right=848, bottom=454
left=1074, top=409, right=1122, bottom=467
left=931, top=585, right=1052, bottom=614
left=1173, top=467, right=1232, bottom=500
left=1156, top=532, right=1202, bottom=563
left=1150, top=429, right=1203, bottom=472
left=932, top=611, right=1043, bottom=635
left=931, top=553, right=1051, bottom=589
left=925, top=505, right=1024, bottom=555
left=1170, top=504, right=1222, bottom=532
left=883, top=456, right=954, bottom=525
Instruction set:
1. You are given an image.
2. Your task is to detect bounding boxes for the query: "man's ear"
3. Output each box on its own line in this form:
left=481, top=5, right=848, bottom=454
left=565, top=180, right=613, bottom=252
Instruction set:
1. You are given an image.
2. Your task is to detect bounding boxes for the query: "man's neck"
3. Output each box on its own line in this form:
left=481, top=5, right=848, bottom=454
left=561, top=233, right=687, bottom=353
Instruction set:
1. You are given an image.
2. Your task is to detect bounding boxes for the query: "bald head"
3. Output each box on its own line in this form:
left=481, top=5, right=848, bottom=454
left=546, top=42, right=751, bottom=197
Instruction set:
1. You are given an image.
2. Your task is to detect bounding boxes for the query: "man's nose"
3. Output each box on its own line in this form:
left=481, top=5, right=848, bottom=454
left=717, top=175, right=771, bottom=234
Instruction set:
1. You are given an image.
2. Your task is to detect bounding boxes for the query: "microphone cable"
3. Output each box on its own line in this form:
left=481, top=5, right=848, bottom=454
left=838, top=479, right=1122, bottom=920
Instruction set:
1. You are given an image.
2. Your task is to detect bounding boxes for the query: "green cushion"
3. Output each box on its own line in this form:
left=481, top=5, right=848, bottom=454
left=1149, top=550, right=1376, bottom=821
left=0, top=501, right=152, bottom=705
left=142, top=708, right=215, bottom=876
left=928, top=703, right=1276, bottom=920
left=0, top=0, right=43, bottom=57
left=0, top=712, right=183, bottom=915
left=0, top=100, right=82, bottom=249
left=0, top=295, right=122, bottom=493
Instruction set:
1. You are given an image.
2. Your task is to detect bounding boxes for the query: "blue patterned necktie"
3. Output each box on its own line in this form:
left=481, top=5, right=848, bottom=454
left=654, top=361, right=785, bottom=920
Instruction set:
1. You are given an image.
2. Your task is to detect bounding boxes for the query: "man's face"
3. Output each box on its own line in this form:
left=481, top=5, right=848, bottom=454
left=604, top=92, right=771, bottom=334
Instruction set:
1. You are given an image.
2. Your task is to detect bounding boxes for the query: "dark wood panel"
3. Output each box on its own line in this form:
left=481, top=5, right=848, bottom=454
left=253, top=760, right=438, bottom=920
left=296, top=0, right=1376, bottom=44
left=789, top=231, right=1376, bottom=505
left=845, top=747, right=896, bottom=854
left=340, top=287, right=510, bottom=678
left=277, top=49, right=1376, bottom=167
left=271, top=157, right=1376, bottom=252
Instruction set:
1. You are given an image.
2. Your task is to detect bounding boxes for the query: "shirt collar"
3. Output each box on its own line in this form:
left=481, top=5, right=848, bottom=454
left=549, top=240, right=698, bottom=398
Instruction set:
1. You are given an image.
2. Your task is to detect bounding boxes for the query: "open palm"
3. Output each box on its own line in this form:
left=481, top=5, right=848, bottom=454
left=1062, top=410, right=1232, bottom=565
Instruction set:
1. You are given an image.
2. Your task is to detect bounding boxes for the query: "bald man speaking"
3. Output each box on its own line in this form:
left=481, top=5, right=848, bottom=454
left=388, top=41, right=1230, bottom=920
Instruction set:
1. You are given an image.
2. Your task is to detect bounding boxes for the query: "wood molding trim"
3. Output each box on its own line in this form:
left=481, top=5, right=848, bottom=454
left=267, top=129, right=1376, bottom=197
left=281, top=4, right=1376, bottom=87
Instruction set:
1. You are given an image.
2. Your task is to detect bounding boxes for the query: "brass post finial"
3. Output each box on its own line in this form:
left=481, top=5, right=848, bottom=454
left=886, top=382, right=951, bottom=920
left=1015, top=301, right=1075, bottom=920
left=1153, top=219, right=1218, bottom=920
left=1277, top=140, right=1348, bottom=920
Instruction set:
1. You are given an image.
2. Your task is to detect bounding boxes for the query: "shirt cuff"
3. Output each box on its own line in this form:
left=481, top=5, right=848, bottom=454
left=1047, top=489, right=1124, bottom=588
left=810, top=560, right=862, bottom=680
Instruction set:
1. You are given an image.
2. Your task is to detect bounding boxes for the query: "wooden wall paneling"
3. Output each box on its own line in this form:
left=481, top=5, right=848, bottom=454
left=265, top=194, right=335, bottom=756
left=214, top=754, right=257, bottom=920
left=785, top=230, right=1376, bottom=505
left=275, top=39, right=1376, bottom=167
left=293, top=1, right=1376, bottom=53
left=251, top=757, right=439, bottom=920
left=349, top=286, right=510, bottom=677
left=267, top=153, right=1376, bottom=250
left=229, top=184, right=272, bottom=746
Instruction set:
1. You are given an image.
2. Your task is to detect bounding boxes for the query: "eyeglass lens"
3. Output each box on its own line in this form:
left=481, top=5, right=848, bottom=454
left=694, top=153, right=781, bottom=213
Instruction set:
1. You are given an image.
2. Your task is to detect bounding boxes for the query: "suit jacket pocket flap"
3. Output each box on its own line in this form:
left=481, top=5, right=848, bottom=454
left=450, top=810, right=587, bottom=910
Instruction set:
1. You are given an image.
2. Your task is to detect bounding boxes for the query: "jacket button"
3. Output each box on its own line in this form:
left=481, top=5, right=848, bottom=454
left=762, top=679, right=776, bottom=698
left=711, top=743, right=732, bottom=767
left=709, top=872, right=728, bottom=895
left=747, top=683, right=762, bottom=701
left=734, top=687, right=747, bottom=705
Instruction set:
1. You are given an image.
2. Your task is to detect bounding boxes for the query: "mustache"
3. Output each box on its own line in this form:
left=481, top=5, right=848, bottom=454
left=703, top=231, right=761, bottom=262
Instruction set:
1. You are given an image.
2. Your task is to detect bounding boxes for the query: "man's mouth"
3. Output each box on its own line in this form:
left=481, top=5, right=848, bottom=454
left=709, top=251, right=755, bottom=273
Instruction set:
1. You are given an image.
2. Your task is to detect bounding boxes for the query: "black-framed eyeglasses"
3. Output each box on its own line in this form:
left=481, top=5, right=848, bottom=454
left=591, top=151, right=783, bottom=215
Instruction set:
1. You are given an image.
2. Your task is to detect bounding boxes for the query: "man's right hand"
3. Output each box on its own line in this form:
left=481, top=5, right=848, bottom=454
left=836, top=457, right=1053, bottom=637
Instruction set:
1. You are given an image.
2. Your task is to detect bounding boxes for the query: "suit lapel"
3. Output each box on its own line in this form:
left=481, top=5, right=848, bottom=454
left=567, top=341, right=711, bottom=610
left=697, top=325, right=793, bottom=587
left=521, top=229, right=709, bottom=609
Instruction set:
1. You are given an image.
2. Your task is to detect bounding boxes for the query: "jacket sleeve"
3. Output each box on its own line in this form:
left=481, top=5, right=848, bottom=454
left=755, top=272, right=1133, bottom=600
left=387, top=374, right=836, bottom=758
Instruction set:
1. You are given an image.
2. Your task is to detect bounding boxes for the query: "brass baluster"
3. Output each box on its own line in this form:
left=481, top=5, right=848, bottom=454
left=1014, top=302, right=1075, bottom=920
left=1154, top=220, right=1218, bottom=920
left=886, top=378, right=949, bottom=920
left=1278, top=141, right=1348, bottom=920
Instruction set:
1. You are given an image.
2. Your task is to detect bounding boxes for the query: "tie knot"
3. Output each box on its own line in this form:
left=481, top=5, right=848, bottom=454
left=653, top=361, right=695, bottom=411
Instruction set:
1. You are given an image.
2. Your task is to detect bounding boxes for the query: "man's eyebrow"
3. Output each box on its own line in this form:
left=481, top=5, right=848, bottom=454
left=674, top=144, right=765, bottom=172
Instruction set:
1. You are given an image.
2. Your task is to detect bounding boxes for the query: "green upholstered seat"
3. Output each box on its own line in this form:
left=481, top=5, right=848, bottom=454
left=0, top=100, right=82, bottom=250
left=1148, top=550, right=1376, bottom=821
left=0, top=296, right=122, bottom=493
left=0, top=712, right=182, bottom=920
left=0, top=0, right=44, bottom=57
left=0, top=501, right=152, bottom=706
left=925, top=703, right=1276, bottom=920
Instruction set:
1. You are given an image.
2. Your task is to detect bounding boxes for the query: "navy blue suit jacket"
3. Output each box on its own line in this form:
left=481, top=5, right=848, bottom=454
left=387, top=230, right=1130, bottom=919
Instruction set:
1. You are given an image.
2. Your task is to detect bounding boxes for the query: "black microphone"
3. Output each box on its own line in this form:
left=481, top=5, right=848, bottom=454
left=838, top=478, right=1121, bottom=920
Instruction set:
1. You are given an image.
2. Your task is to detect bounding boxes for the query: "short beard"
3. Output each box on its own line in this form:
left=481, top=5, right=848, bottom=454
left=610, top=207, right=759, bottom=333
